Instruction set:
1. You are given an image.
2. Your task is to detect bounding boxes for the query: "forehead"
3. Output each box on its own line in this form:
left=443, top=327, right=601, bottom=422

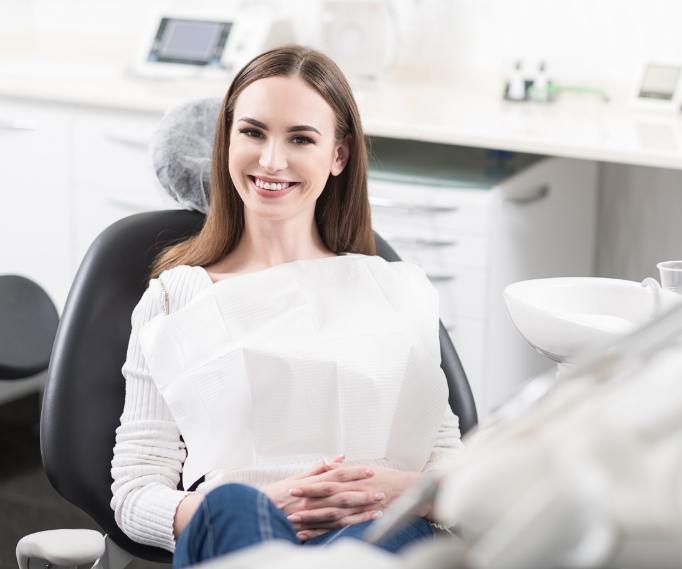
left=233, top=75, right=336, bottom=133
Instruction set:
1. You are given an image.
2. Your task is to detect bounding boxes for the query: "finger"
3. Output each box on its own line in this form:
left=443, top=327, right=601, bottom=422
left=289, top=481, right=343, bottom=499
left=289, top=505, right=369, bottom=527
left=297, top=528, right=329, bottom=541
left=300, top=490, right=386, bottom=510
left=292, top=456, right=345, bottom=479
left=292, top=462, right=329, bottom=479
left=290, top=469, right=374, bottom=498
left=294, top=508, right=382, bottom=531
left=314, top=466, right=375, bottom=484
left=338, top=509, right=384, bottom=526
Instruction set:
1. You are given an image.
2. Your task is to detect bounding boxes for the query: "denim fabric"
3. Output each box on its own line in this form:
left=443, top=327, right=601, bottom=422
left=173, top=483, right=436, bottom=568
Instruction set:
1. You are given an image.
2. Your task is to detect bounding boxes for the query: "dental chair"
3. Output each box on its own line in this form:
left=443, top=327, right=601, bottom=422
left=16, top=99, right=477, bottom=569
left=17, top=211, right=477, bottom=569
left=0, top=275, right=59, bottom=404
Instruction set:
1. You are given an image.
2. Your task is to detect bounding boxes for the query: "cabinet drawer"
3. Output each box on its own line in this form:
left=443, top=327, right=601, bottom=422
left=372, top=221, right=489, bottom=269
left=73, top=111, right=163, bottom=198
left=369, top=179, right=493, bottom=235
left=428, top=267, right=487, bottom=321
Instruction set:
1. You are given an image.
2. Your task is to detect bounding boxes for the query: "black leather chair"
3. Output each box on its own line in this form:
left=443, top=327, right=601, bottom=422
left=25, top=210, right=477, bottom=566
left=0, top=275, right=58, bottom=382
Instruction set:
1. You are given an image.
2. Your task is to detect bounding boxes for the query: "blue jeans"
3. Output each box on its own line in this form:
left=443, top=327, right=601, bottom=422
left=173, top=483, right=437, bottom=568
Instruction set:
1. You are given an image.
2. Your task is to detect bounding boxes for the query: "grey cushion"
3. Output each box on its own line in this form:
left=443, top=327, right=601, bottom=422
left=150, top=98, right=221, bottom=213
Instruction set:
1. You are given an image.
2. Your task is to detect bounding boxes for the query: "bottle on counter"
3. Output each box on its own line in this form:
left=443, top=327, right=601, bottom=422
left=506, top=60, right=527, bottom=101
left=530, top=61, right=551, bottom=102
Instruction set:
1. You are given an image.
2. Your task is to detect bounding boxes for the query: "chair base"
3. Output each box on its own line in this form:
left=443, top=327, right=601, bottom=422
left=16, top=530, right=135, bottom=569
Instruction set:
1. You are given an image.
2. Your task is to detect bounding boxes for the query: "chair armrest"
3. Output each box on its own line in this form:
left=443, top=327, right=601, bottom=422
left=16, top=529, right=105, bottom=569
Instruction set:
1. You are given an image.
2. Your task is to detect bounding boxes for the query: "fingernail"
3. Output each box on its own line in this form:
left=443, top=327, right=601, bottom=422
left=289, top=488, right=303, bottom=496
left=365, top=468, right=374, bottom=475
left=374, top=492, right=385, bottom=501
left=334, top=454, right=346, bottom=460
left=372, top=511, right=383, bottom=519
left=297, top=532, right=307, bottom=540
left=287, top=514, right=301, bottom=522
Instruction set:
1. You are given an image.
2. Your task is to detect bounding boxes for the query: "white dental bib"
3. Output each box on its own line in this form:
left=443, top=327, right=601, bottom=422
left=139, top=254, right=448, bottom=491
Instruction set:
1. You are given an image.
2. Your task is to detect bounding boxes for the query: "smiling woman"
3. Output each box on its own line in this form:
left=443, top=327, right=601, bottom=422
left=228, top=75, right=348, bottom=218
left=149, top=45, right=374, bottom=280
left=110, top=45, right=463, bottom=567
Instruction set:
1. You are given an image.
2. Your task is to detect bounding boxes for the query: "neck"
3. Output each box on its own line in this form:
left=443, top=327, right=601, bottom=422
left=230, top=213, right=335, bottom=271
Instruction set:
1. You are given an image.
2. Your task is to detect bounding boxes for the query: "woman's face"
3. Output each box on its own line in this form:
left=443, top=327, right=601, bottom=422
left=228, top=75, right=349, bottom=222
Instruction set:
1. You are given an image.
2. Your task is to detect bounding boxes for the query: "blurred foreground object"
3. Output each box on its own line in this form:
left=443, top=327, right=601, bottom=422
left=211, top=302, right=682, bottom=569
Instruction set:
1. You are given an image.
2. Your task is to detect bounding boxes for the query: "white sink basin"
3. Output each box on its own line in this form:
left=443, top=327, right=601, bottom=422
left=504, top=277, right=680, bottom=363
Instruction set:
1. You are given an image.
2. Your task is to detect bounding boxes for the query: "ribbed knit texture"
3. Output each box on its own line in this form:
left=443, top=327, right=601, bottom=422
left=110, top=262, right=463, bottom=552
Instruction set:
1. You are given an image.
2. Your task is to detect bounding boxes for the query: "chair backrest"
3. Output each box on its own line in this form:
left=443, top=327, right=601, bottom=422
left=41, top=210, right=477, bottom=562
left=0, top=275, right=59, bottom=380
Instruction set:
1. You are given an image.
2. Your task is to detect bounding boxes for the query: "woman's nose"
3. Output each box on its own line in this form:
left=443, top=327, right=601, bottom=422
left=258, top=140, right=288, bottom=172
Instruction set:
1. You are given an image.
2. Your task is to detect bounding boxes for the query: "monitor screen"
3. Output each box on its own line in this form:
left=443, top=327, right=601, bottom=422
left=148, top=18, right=232, bottom=66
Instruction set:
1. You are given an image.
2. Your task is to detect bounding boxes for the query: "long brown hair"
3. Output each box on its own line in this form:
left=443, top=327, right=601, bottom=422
left=150, top=45, right=374, bottom=278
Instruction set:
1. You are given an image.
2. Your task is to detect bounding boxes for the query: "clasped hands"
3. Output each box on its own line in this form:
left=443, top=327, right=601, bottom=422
left=262, top=456, right=422, bottom=541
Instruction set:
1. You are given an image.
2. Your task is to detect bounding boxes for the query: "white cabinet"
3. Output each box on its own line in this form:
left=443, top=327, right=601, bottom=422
left=0, top=101, right=72, bottom=311
left=0, top=98, right=169, bottom=311
left=368, top=139, right=598, bottom=417
left=71, top=109, right=173, bottom=266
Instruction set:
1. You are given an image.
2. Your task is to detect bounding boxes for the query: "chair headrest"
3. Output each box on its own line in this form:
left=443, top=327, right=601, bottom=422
left=150, top=98, right=221, bottom=213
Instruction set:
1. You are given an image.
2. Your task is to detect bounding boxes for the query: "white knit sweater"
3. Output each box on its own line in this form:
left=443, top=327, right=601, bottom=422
left=110, top=257, right=463, bottom=552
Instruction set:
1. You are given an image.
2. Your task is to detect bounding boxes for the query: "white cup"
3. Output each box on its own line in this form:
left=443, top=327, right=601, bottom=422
left=657, top=260, right=682, bottom=294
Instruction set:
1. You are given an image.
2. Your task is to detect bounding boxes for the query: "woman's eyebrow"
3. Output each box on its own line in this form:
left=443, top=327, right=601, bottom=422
left=287, top=124, right=321, bottom=135
left=238, top=117, right=321, bottom=135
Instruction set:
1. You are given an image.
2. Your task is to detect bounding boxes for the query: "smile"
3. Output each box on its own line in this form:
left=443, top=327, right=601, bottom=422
left=250, top=176, right=300, bottom=192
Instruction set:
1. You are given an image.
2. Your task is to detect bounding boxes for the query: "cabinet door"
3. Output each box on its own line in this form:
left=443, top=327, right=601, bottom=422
left=0, top=100, right=71, bottom=311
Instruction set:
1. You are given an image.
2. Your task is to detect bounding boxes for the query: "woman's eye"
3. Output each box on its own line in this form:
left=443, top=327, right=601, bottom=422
left=291, top=136, right=313, bottom=145
left=239, top=128, right=263, bottom=139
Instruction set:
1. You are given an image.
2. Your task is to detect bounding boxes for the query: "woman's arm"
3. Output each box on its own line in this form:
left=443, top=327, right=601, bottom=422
left=110, top=278, right=189, bottom=552
left=423, top=405, right=464, bottom=474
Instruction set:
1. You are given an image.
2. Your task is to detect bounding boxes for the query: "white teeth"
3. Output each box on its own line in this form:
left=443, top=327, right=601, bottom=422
left=254, top=177, right=292, bottom=191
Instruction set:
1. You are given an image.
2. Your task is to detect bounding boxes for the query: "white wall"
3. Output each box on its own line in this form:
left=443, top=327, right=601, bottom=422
left=4, top=0, right=682, bottom=90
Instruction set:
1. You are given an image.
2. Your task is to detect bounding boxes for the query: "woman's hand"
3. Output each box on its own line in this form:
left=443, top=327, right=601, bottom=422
left=262, top=457, right=386, bottom=540
left=288, top=466, right=424, bottom=540
left=173, top=492, right=205, bottom=538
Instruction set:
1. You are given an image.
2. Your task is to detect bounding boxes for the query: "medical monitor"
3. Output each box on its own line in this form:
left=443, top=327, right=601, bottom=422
left=147, top=18, right=232, bottom=67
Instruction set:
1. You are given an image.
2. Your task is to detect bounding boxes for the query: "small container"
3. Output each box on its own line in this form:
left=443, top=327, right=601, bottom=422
left=657, top=260, right=682, bottom=293
left=530, top=62, right=551, bottom=102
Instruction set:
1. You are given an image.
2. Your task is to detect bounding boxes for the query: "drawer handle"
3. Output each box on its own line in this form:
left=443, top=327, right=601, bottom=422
left=369, top=196, right=459, bottom=213
left=506, top=184, right=549, bottom=204
left=107, top=194, right=158, bottom=211
left=104, top=132, right=149, bottom=150
left=381, top=234, right=457, bottom=247
left=0, top=118, right=38, bottom=131
left=427, top=273, right=456, bottom=283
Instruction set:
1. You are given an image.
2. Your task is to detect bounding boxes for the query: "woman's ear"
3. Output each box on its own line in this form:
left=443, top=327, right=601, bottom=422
left=331, top=135, right=351, bottom=176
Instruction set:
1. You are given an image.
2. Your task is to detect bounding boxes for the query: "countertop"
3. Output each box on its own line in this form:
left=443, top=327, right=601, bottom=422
left=1, top=56, right=681, bottom=171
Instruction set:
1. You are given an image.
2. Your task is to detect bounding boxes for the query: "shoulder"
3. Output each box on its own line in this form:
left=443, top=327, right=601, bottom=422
left=351, top=254, right=437, bottom=311
left=133, top=265, right=210, bottom=322
left=354, top=255, right=440, bottom=353
left=352, top=254, right=431, bottom=288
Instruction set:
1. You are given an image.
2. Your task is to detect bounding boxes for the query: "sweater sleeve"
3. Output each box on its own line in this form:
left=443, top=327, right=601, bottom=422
left=422, top=404, right=464, bottom=474
left=110, top=278, right=188, bottom=553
